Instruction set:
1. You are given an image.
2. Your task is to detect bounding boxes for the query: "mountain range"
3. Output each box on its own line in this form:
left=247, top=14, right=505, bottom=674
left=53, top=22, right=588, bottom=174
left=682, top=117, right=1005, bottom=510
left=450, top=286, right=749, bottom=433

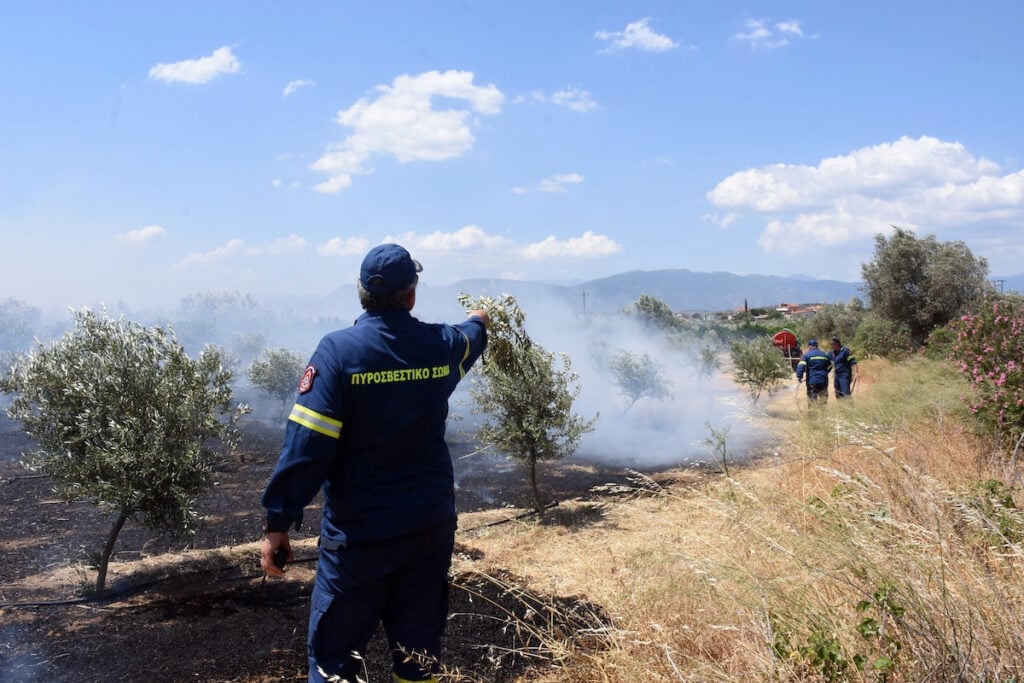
left=423, top=269, right=864, bottom=316
left=332, top=269, right=1024, bottom=320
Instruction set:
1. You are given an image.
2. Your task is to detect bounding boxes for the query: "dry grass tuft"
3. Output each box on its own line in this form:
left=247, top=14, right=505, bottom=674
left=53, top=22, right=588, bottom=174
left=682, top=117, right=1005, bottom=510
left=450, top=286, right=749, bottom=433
left=456, top=358, right=1024, bottom=681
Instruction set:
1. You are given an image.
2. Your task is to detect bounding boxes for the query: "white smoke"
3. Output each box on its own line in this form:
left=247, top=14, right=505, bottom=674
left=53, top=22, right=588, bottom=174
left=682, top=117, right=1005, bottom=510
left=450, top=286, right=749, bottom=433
left=419, top=285, right=765, bottom=471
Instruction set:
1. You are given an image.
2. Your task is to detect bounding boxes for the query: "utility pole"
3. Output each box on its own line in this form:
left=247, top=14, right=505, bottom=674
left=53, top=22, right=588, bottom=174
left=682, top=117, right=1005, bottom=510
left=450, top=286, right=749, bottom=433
left=581, top=290, right=589, bottom=319
left=993, top=279, right=1005, bottom=293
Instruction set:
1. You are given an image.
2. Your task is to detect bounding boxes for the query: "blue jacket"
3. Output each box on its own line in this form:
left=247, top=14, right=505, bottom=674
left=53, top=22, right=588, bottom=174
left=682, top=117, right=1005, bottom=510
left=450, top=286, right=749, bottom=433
left=261, top=309, right=487, bottom=544
left=796, top=347, right=832, bottom=385
left=828, top=346, right=858, bottom=377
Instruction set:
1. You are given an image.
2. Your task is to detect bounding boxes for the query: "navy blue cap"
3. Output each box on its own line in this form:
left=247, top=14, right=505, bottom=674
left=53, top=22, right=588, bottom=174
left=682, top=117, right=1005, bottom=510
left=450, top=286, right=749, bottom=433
left=807, top=338, right=818, bottom=347
left=359, top=244, right=422, bottom=293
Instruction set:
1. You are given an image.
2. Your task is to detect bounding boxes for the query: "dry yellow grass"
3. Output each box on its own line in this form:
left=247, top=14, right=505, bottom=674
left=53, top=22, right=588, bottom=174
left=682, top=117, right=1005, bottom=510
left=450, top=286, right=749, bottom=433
left=455, top=358, right=1024, bottom=681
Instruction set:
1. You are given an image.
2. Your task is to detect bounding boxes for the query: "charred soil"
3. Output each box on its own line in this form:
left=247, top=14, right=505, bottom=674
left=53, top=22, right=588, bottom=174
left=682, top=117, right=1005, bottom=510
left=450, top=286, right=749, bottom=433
left=0, top=416, right=682, bottom=682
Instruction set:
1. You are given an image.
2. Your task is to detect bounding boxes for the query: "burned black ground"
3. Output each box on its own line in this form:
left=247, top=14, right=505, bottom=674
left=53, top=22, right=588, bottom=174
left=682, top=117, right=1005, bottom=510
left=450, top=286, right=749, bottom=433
left=0, top=414, right=675, bottom=682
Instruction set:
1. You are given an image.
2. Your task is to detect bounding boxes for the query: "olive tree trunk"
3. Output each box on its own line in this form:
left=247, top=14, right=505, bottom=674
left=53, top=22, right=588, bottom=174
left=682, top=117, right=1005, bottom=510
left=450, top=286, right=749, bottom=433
left=96, top=509, right=129, bottom=595
left=527, top=452, right=544, bottom=518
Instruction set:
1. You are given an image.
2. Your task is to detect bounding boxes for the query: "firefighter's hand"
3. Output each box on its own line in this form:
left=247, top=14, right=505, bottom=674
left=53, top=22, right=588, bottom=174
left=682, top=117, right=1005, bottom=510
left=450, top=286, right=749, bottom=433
left=261, top=531, right=292, bottom=576
left=467, top=309, right=490, bottom=328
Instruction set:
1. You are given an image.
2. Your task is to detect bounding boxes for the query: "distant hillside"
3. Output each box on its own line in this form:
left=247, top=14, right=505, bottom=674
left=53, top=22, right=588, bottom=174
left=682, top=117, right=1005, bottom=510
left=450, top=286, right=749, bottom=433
left=425, top=269, right=862, bottom=315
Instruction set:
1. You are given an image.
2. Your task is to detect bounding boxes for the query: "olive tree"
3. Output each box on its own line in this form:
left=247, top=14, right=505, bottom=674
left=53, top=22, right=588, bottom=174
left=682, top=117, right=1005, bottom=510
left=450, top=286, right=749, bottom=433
left=861, top=226, right=991, bottom=345
left=608, top=348, right=673, bottom=412
left=172, top=290, right=271, bottom=353
left=0, top=297, right=41, bottom=367
left=696, top=344, right=721, bottom=384
left=730, top=335, right=793, bottom=405
left=0, top=309, right=248, bottom=594
left=629, top=294, right=685, bottom=331
left=247, top=347, right=306, bottom=417
left=231, top=331, right=267, bottom=367
left=795, top=297, right=868, bottom=346
left=458, top=293, right=597, bottom=516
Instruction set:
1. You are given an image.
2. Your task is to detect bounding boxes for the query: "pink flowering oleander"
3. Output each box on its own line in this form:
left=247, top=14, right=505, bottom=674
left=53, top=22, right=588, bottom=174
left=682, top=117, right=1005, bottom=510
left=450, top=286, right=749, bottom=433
left=948, top=293, right=1024, bottom=439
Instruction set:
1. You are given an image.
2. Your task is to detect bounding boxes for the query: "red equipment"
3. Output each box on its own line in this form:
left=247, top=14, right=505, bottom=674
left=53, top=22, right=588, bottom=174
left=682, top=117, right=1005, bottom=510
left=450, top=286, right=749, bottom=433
left=772, top=329, right=801, bottom=370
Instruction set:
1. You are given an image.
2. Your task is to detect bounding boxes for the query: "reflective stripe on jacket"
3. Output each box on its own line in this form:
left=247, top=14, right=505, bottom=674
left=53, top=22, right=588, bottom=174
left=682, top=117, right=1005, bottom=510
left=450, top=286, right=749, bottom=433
left=796, top=348, right=832, bottom=385
left=261, top=309, right=487, bottom=543
left=828, top=346, right=858, bottom=377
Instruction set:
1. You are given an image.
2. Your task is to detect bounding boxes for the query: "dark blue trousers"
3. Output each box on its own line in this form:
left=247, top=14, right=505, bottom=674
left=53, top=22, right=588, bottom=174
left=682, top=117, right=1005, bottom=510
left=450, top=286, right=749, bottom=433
left=807, top=382, right=828, bottom=402
left=834, top=373, right=853, bottom=398
left=307, top=518, right=457, bottom=682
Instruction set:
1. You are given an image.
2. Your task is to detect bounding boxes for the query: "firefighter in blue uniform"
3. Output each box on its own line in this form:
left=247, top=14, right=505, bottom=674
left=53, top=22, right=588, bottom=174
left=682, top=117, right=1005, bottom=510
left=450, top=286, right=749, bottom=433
left=795, top=338, right=832, bottom=403
left=828, top=336, right=859, bottom=399
left=260, top=244, right=489, bottom=683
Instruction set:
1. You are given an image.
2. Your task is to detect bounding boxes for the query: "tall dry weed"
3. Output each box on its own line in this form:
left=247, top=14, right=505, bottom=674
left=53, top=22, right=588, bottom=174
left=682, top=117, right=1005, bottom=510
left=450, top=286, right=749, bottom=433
left=458, top=358, right=1024, bottom=681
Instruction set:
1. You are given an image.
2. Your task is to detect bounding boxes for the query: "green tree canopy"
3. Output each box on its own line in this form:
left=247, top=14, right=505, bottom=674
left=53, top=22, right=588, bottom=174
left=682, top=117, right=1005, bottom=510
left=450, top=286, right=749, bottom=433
left=459, top=293, right=597, bottom=515
left=1, top=309, right=247, bottom=594
left=696, top=344, right=721, bottom=384
left=796, top=298, right=868, bottom=347
left=608, top=349, right=673, bottom=412
left=629, top=294, right=685, bottom=331
left=861, top=226, right=991, bottom=345
left=231, top=331, right=267, bottom=366
left=247, top=347, right=307, bottom=417
left=172, top=290, right=270, bottom=352
left=0, top=297, right=41, bottom=355
left=730, top=335, right=793, bottom=405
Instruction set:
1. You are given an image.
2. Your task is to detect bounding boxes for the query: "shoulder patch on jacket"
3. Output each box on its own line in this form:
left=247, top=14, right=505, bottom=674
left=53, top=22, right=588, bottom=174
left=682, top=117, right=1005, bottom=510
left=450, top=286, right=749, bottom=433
left=298, top=364, right=317, bottom=394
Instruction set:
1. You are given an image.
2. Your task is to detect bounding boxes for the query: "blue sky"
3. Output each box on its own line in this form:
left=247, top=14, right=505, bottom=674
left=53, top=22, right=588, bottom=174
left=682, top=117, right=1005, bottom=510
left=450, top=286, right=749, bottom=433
left=2, top=1, right=1022, bottom=311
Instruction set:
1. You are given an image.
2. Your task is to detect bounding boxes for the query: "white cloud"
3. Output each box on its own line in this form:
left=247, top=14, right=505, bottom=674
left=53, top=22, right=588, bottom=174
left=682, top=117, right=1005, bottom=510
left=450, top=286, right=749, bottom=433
left=776, top=20, right=804, bottom=37
left=176, top=235, right=306, bottom=267
left=313, top=174, right=353, bottom=194
left=177, top=238, right=246, bottom=267
left=283, top=79, right=316, bottom=97
left=514, top=172, right=585, bottom=194
left=311, top=70, right=504, bottom=193
left=521, top=230, right=623, bottom=260
left=596, top=18, right=680, bottom=53
left=514, top=87, right=597, bottom=112
left=551, top=87, right=597, bottom=112
left=318, top=236, right=371, bottom=257
left=700, top=212, right=740, bottom=229
left=538, top=172, right=585, bottom=193
left=148, top=46, right=241, bottom=84
left=734, top=18, right=811, bottom=50
left=706, top=135, right=1024, bottom=254
left=250, top=227, right=625, bottom=287
left=252, top=234, right=306, bottom=255
left=385, top=225, right=515, bottom=255
left=357, top=225, right=622, bottom=276
left=116, top=225, right=165, bottom=245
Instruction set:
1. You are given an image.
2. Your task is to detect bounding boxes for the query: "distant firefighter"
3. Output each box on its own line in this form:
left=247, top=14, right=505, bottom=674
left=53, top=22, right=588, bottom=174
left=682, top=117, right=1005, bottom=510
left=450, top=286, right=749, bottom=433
left=828, top=336, right=859, bottom=399
left=795, top=338, right=832, bottom=404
